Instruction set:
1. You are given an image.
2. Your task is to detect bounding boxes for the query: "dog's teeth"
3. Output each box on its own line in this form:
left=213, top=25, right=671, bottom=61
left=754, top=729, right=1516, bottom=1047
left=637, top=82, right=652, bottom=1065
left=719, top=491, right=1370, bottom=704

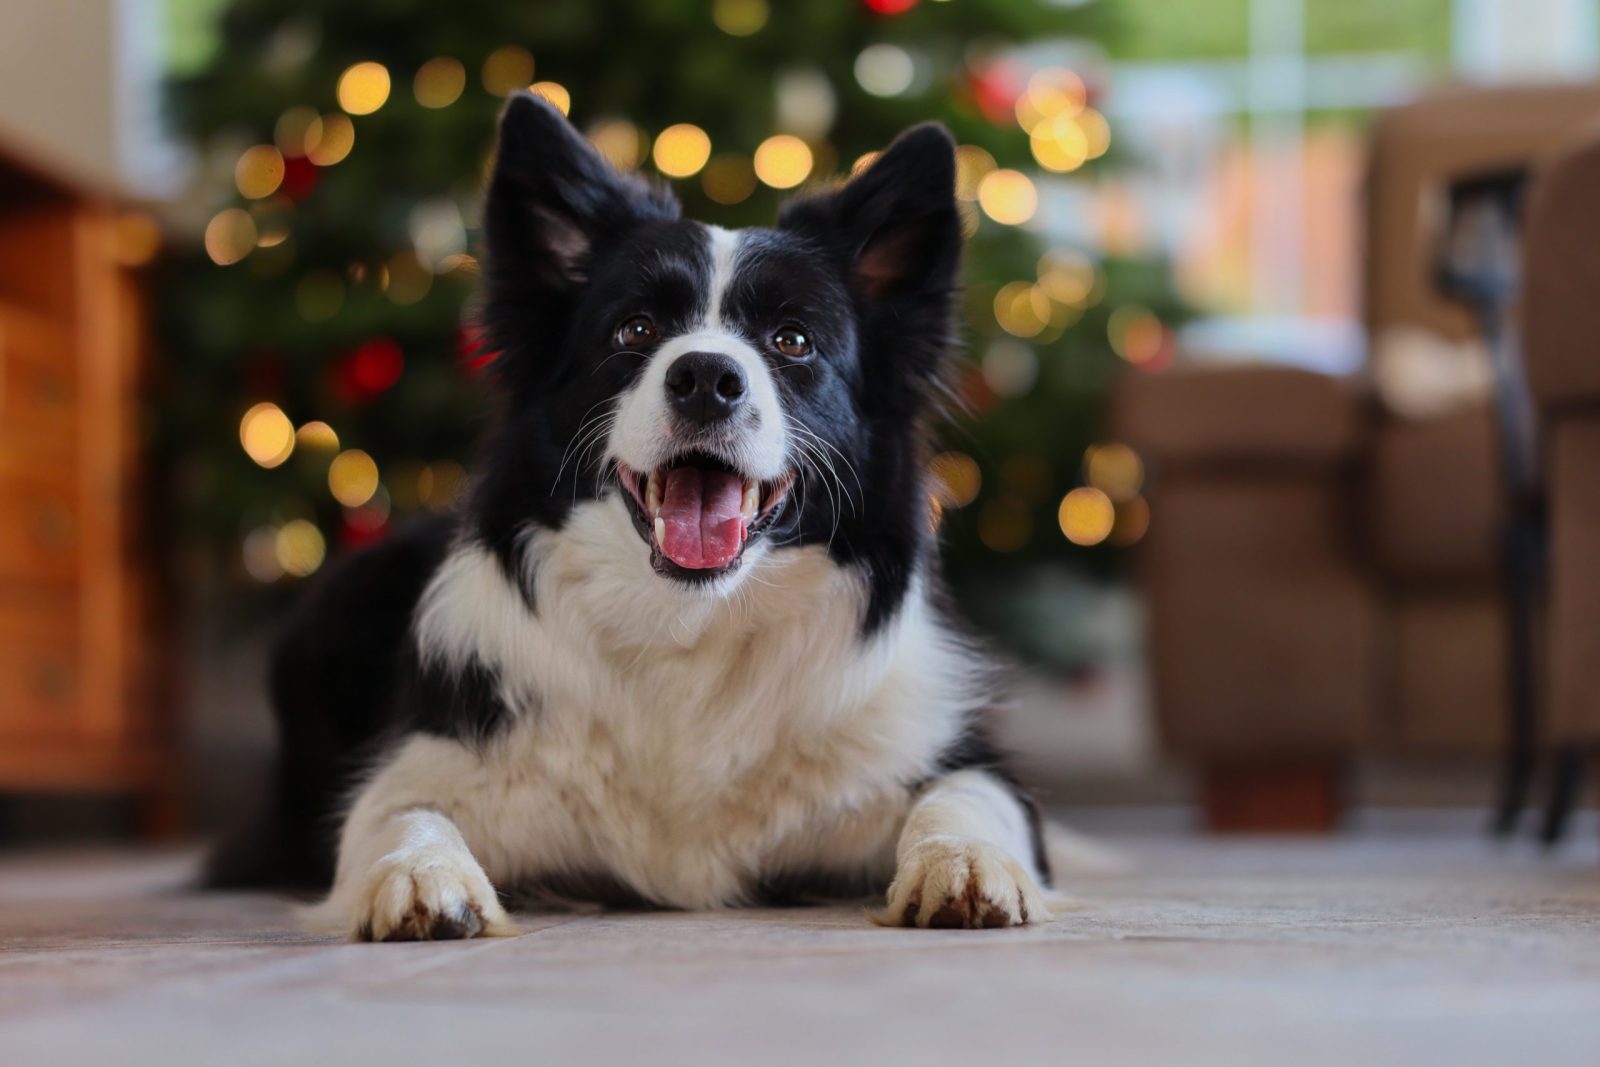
left=740, top=481, right=760, bottom=521
left=654, top=516, right=666, bottom=549
left=646, top=470, right=663, bottom=516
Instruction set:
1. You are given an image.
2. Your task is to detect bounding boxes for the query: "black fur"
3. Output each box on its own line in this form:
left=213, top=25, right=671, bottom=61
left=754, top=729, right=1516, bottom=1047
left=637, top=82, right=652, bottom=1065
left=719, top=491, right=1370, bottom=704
left=207, top=95, right=1036, bottom=897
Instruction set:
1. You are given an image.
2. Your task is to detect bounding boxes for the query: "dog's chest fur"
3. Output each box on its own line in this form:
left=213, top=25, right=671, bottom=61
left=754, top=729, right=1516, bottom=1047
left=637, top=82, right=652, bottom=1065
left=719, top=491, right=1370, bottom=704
left=382, top=499, right=982, bottom=907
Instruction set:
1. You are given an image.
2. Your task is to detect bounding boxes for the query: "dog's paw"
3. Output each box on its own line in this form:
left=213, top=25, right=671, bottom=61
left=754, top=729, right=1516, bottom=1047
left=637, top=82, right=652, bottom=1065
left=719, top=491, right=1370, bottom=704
left=880, top=835, right=1050, bottom=929
left=350, top=847, right=516, bottom=942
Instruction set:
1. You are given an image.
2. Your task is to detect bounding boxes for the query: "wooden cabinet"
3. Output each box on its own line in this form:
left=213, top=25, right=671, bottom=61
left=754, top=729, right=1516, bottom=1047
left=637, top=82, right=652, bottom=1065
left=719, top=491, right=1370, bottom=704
left=0, top=140, right=175, bottom=831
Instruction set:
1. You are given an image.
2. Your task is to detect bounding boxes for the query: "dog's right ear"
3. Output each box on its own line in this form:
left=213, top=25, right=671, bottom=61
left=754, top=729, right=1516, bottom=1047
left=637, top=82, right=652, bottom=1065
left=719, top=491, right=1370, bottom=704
left=483, top=92, right=678, bottom=295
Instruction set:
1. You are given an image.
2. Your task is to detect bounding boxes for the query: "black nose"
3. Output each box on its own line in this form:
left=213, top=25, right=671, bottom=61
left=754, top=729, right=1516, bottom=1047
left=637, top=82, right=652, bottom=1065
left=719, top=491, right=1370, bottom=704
left=664, top=351, right=747, bottom=425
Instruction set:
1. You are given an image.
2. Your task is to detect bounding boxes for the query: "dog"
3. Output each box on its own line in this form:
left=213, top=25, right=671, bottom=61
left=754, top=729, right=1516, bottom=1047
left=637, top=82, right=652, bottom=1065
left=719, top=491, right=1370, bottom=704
left=208, top=92, right=1053, bottom=939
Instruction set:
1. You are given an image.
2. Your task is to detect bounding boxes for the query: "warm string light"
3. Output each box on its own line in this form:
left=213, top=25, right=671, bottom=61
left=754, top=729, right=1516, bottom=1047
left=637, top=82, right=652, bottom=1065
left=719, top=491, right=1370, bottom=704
left=653, top=124, right=712, bottom=178
left=337, top=61, right=391, bottom=116
left=977, top=169, right=1037, bottom=225
left=713, top=0, right=769, bottom=36
left=482, top=46, right=535, bottom=95
left=414, top=57, right=466, bottom=108
left=753, top=134, right=812, bottom=189
left=240, top=402, right=294, bottom=467
left=530, top=81, right=570, bottom=116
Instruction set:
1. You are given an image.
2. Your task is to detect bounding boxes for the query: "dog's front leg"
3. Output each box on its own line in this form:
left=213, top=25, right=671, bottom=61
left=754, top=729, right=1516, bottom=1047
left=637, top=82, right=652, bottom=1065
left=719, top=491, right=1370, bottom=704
left=317, top=744, right=517, bottom=942
left=881, top=769, right=1051, bottom=929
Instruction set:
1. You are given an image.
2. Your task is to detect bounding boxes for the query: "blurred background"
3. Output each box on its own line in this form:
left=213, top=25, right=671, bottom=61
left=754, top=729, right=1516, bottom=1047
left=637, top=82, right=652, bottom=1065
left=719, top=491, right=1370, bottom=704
left=3, top=0, right=1599, bottom=845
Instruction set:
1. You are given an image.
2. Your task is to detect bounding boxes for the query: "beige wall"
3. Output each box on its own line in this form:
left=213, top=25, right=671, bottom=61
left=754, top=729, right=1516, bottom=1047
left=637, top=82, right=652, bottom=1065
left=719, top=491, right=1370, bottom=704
left=0, top=0, right=166, bottom=196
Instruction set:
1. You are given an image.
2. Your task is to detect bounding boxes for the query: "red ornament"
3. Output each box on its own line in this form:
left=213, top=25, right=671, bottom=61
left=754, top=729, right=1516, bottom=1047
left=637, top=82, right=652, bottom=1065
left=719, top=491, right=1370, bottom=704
left=340, top=509, right=390, bottom=548
left=350, top=337, right=405, bottom=394
left=280, top=155, right=320, bottom=200
left=863, top=0, right=917, bottom=13
left=967, top=61, right=1025, bottom=126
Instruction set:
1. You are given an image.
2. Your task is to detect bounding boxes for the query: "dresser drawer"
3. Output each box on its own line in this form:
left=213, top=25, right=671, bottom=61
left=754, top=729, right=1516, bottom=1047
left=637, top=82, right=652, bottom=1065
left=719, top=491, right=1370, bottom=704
left=0, top=304, right=76, bottom=439
left=0, top=461, right=78, bottom=585
left=0, top=602, right=81, bottom=739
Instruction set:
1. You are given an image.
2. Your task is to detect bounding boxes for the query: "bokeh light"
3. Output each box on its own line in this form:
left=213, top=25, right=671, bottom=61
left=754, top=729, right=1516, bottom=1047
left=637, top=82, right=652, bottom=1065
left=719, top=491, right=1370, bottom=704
left=1015, top=68, right=1086, bottom=132
left=1078, top=107, right=1112, bottom=159
left=653, top=123, right=712, bottom=178
left=1030, top=114, right=1088, bottom=173
left=1059, top=486, right=1115, bottom=546
left=306, top=113, right=355, bottom=166
left=385, top=250, right=432, bottom=305
left=274, top=106, right=320, bottom=157
left=855, top=44, right=915, bottom=97
left=337, top=61, right=392, bottom=116
left=251, top=198, right=293, bottom=248
left=419, top=460, right=468, bottom=511
left=235, top=145, right=285, bottom=199
left=977, top=169, right=1037, bottom=225
left=275, top=519, right=326, bottom=577
left=981, top=339, right=1038, bottom=398
left=1108, top=305, right=1168, bottom=365
left=712, top=0, right=768, bottom=36
left=753, top=134, right=813, bottom=189
left=993, top=281, right=1051, bottom=338
left=589, top=119, right=646, bottom=170
left=295, top=420, right=340, bottom=452
left=204, top=209, right=257, bottom=266
left=1085, top=443, right=1144, bottom=502
left=1110, top=495, right=1150, bottom=546
left=1037, top=248, right=1097, bottom=305
left=482, top=46, right=535, bottom=96
left=414, top=57, right=466, bottom=108
left=530, top=81, right=570, bottom=116
left=979, top=496, right=1032, bottom=553
left=329, top=449, right=380, bottom=508
left=702, top=154, right=757, bottom=204
left=954, top=144, right=997, bottom=201
left=239, top=402, right=294, bottom=468
left=242, top=526, right=283, bottom=582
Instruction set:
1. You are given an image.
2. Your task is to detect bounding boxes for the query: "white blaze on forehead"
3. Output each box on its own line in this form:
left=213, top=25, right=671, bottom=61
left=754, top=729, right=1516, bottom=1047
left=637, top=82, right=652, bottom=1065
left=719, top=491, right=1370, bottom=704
left=605, top=222, right=789, bottom=482
left=702, top=223, right=740, bottom=330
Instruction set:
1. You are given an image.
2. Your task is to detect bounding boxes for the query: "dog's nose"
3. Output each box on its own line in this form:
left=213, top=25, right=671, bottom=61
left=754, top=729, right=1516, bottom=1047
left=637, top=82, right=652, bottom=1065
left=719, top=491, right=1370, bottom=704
left=664, top=352, right=747, bottom=425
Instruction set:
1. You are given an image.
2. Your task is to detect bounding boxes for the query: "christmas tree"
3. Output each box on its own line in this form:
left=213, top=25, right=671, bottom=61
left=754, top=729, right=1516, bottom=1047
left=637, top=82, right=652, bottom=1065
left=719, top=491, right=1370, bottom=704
left=156, top=0, right=1185, bottom=660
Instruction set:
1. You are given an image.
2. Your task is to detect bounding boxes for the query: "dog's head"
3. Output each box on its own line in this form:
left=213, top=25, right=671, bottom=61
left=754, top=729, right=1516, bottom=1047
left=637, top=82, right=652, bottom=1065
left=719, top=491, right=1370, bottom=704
left=474, top=93, right=961, bottom=623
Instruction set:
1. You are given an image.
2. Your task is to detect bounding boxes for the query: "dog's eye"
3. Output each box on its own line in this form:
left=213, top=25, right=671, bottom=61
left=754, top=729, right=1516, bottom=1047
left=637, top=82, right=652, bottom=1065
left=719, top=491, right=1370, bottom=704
left=614, top=315, right=658, bottom=349
left=772, top=326, right=812, bottom=360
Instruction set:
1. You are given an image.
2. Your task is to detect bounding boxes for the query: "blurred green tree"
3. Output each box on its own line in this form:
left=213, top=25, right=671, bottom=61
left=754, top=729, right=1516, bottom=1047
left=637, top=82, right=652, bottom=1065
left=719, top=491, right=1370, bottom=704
left=157, top=0, right=1186, bottom=661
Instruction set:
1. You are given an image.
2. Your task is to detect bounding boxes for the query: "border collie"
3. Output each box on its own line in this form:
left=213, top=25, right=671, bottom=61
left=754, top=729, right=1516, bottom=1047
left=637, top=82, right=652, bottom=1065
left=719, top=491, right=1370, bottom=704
left=209, top=92, right=1053, bottom=938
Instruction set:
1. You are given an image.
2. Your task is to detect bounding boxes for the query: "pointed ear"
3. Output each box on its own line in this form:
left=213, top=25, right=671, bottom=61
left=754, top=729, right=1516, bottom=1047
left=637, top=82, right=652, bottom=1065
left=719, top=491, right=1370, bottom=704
left=483, top=92, right=678, bottom=293
left=779, top=123, right=961, bottom=302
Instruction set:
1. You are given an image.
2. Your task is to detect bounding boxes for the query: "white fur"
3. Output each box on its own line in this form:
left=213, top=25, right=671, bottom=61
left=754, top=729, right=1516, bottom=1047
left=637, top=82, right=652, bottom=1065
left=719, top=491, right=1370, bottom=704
left=881, top=770, right=1053, bottom=928
left=607, top=225, right=788, bottom=481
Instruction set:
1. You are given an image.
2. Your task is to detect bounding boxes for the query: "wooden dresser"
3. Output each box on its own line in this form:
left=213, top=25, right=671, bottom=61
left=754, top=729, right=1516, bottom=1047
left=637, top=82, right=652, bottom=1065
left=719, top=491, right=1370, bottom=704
left=0, top=140, right=176, bottom=833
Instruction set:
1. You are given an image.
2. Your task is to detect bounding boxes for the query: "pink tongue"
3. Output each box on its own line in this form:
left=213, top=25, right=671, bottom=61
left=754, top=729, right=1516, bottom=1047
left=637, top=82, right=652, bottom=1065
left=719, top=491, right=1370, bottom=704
left=658, top=467, right=745, bottom=569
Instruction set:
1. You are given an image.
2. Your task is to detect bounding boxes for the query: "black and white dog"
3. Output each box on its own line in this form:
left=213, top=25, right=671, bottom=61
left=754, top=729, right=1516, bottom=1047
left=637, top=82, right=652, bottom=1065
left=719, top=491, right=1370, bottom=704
left=215, top=93, right=1053, bottom=938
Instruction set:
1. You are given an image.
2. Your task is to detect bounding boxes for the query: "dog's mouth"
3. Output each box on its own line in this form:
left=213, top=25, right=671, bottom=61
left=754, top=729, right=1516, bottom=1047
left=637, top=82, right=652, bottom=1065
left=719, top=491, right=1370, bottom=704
left=616, top=452, right=795, bottom=579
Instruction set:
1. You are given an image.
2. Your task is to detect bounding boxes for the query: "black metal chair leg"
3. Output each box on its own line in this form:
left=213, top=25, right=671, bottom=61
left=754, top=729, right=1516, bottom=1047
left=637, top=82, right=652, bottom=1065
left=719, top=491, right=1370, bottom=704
left=1539, top=744, right=1587, bottom=845
left=1493, top=515, right=1544, bottom=837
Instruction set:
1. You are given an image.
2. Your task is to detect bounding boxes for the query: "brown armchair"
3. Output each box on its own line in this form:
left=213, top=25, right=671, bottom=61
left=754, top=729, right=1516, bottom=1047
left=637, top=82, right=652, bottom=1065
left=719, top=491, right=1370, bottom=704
left=1117, top=85, right=1600, bottom=830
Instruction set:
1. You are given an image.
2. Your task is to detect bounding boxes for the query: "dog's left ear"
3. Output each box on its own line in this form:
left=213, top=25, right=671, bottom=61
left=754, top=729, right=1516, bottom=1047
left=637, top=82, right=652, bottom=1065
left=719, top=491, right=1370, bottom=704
left=779, top=123, right=961, bottom=305
left=484, top=91, right=678, bottom=294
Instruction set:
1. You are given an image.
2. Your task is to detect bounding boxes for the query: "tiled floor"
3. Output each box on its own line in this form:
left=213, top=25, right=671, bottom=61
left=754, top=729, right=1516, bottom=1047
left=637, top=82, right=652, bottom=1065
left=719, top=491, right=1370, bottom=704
left=1, top=825, right=1598, bottom=1065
